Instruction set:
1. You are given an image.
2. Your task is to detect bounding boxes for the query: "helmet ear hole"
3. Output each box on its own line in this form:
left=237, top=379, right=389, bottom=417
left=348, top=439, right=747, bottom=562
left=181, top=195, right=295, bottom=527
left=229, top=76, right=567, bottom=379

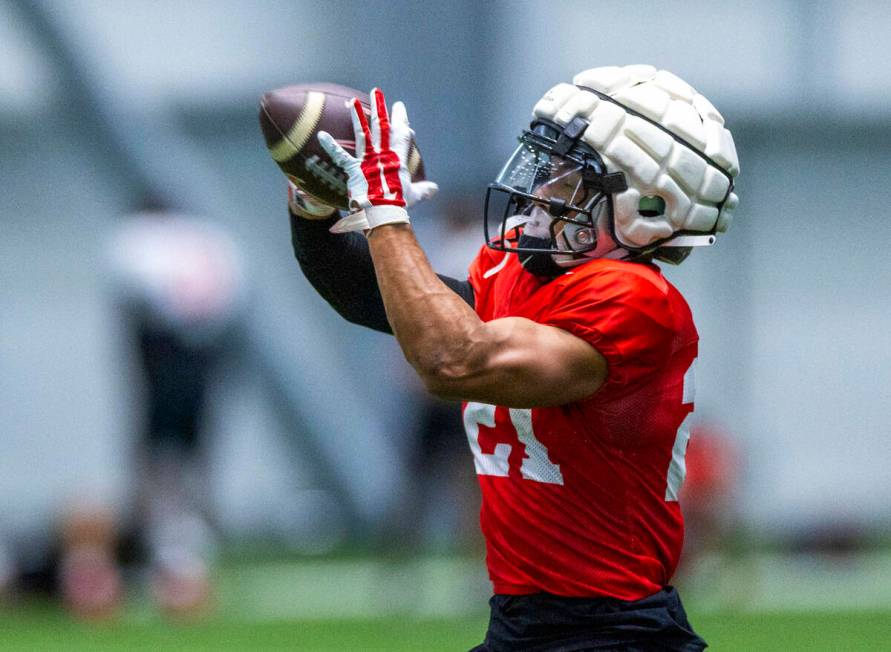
left=638, top=195, right=666, bottom=217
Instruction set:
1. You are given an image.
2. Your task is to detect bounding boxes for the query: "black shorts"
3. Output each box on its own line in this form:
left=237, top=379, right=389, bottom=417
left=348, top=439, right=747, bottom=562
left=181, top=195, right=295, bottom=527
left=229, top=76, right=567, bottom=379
left=470, top=586, right=706, bottom=652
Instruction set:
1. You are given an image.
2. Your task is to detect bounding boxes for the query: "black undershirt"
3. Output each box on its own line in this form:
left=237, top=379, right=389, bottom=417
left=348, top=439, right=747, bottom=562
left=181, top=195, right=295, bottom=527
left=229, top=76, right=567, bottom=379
left=289, top=211, right=475, bottom=335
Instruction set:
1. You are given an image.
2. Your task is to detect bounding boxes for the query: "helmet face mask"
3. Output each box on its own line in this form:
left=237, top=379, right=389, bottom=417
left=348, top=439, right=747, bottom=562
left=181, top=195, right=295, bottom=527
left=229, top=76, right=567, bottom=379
left=484, top=123, right=625, bottom=272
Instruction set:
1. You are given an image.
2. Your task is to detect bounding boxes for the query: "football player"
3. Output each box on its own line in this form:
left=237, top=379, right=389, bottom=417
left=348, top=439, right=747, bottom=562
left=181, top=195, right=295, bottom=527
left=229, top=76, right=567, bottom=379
left=281, top=65, right=738, bottom=651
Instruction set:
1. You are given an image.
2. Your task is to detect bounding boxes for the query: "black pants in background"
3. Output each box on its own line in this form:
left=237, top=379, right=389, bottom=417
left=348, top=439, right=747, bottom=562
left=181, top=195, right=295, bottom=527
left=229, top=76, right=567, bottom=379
left=139, top=327, right=214, bottom=452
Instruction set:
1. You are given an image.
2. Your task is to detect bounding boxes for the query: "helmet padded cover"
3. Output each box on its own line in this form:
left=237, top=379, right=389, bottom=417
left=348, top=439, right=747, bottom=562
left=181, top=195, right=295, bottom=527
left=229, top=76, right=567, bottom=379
left=531, top=66, right=740, bottom=250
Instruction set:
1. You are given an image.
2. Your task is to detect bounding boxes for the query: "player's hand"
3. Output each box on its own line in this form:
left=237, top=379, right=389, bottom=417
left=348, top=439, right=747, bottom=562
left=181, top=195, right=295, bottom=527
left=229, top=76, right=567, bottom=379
left=287, top=180, right=337, bottom=220
left=318, top=88, right=437, bottom=233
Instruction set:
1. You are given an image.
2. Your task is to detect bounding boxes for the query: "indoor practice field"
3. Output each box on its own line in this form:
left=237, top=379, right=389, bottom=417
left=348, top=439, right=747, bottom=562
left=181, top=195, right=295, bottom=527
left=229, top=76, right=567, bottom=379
left=5, top=1, right=891, bottom=651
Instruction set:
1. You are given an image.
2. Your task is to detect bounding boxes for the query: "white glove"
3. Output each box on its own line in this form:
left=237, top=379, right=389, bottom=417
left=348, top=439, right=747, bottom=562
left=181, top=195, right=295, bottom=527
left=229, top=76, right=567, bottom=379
left=287, top=180, right=336, bottom=220
left=318, top=88, right=438, bottom=234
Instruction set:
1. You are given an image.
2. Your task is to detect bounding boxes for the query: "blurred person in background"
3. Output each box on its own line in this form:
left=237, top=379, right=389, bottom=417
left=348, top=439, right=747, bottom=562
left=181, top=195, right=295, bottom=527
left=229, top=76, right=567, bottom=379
left=0, top=503, right=122, bottom=619
left=680, top=423, right=740, bottom=560
left=676, top=422, right=742, bottom=591
left=76, top=200, right=244, bottom=618
left=0, top=203, right=244, bottom=619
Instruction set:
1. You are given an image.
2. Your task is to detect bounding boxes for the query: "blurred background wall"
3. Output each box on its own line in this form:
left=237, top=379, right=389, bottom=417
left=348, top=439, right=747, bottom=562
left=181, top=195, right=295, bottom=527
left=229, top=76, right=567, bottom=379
left=2, top=0, right=890, bottom=549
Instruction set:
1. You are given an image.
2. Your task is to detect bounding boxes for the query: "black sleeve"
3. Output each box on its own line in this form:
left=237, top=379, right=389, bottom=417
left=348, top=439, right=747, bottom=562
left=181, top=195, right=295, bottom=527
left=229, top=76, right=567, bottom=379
left=289, top=211, right=474, bottom=335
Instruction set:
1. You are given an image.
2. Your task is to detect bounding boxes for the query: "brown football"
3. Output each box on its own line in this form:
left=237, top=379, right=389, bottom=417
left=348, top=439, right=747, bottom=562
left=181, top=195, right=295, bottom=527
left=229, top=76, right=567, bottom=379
left=259, top=83, right=426, bottom=211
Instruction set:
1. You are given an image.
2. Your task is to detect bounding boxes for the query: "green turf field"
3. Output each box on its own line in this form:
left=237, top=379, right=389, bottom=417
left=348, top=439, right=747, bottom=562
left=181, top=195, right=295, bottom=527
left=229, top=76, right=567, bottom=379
left=1, top=609, right=889, bottom=651
left=3, top=554, right=889, bottom=650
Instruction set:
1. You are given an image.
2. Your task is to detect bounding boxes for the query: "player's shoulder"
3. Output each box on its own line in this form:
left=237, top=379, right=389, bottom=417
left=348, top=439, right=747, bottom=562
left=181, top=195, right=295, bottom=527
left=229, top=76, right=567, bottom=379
left=555, top=258, right=673, bottom=301
left=549, top=257, right=694, bottom=332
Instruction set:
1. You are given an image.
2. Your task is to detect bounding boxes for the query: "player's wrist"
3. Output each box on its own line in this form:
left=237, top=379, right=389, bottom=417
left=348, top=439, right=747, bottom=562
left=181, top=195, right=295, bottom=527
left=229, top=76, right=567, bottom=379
left=328, top=205, right=410, bottom=235
left=364, top=205, right=410, bottom=230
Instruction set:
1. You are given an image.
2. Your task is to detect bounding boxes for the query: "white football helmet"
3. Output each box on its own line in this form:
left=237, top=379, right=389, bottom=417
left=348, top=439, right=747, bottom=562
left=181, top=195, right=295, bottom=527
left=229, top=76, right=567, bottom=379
left=485, top=65, right=739, bottom=270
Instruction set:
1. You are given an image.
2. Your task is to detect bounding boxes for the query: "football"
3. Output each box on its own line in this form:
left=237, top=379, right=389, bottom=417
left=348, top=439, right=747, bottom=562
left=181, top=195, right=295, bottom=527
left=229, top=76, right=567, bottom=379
left=259, top=83, right=426, bottom=211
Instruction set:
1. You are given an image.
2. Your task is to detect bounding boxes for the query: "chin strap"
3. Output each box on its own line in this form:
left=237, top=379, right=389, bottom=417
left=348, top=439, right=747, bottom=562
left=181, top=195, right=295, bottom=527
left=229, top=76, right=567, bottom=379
left=516, top=233, right=567, bottom=278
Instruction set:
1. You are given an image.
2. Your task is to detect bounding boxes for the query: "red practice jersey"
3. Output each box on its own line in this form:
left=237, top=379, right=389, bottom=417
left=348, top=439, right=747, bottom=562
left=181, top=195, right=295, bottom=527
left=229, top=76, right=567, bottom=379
left=465, top=246, right=698, bottom=600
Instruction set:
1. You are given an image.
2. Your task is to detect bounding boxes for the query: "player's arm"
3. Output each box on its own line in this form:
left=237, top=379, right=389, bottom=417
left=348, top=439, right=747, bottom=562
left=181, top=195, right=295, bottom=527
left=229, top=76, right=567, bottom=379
left=288, top=186, right=473, bottom=334
left=318, top=89, right=606, bottom=407
left=367, top=224, right=607, bottom=407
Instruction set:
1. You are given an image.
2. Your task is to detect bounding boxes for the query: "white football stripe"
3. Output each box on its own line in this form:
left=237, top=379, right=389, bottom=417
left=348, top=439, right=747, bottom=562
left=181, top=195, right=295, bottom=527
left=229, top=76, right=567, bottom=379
left=408, top=146, right=420, bottom=175
left=270, top=91, right=326, bottom=162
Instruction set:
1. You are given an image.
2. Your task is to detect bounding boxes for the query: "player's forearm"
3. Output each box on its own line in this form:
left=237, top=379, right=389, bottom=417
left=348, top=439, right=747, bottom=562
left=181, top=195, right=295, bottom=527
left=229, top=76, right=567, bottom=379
left=290, top=212, right=473, bottom=336
left=289, top=211, right=393, bottom=333
left=366, top=224, right=489, bottom=391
